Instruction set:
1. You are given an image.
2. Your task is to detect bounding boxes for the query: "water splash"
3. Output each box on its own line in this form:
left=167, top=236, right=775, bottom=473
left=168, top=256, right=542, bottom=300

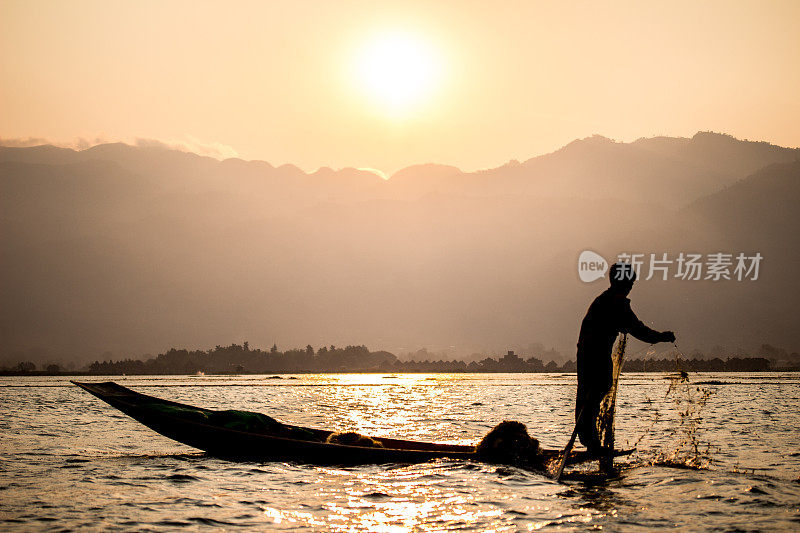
left=632, top=346, right=717, bottom=470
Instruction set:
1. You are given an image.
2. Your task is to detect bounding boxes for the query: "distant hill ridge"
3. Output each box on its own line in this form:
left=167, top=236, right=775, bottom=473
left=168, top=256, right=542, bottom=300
left=1, top=132, right=798, bottom=364
left=2, top=132, right=797, bottom=202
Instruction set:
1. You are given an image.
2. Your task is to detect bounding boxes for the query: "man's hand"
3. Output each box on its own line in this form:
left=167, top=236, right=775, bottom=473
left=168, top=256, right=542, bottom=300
left=660, top=331, right=676, bottom=343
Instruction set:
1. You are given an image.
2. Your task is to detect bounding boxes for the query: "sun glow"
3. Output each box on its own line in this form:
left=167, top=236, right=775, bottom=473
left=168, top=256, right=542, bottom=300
left=354, top=31, right=442, bottom=117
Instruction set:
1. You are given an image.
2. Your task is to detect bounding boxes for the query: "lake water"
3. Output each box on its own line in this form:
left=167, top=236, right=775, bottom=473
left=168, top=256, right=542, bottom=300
left=1, top=373, right=799, bottom=531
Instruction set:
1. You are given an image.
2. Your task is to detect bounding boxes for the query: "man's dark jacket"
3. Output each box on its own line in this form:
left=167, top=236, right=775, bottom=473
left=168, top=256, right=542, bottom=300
left=575, top=288, right=663, bottom=449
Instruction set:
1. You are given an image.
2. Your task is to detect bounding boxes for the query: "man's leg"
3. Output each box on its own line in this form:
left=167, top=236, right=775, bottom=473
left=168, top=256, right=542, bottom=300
left=576, top=396, right=602, bottom=453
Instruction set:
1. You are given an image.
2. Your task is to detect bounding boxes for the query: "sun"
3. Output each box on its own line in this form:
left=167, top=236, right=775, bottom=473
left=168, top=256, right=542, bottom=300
left=354, top=31, right=441, bottom=117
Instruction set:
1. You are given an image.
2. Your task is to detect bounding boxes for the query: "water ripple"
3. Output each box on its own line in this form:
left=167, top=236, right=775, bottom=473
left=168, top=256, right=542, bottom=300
left=0, top=372, right=799, bottom=531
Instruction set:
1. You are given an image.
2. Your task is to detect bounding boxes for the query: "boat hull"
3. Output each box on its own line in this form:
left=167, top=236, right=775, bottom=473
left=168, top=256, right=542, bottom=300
left=71, top=381, right=629, bottom=472
left=72, top=381, right=474, bottom=464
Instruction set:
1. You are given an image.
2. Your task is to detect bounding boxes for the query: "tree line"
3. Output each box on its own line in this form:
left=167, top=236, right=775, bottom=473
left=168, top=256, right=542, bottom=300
left=1, top=344, right=789, bottom=375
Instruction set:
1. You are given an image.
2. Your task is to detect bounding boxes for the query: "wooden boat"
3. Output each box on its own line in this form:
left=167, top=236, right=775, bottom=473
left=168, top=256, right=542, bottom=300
left=72, top=381, right=627, bottom=473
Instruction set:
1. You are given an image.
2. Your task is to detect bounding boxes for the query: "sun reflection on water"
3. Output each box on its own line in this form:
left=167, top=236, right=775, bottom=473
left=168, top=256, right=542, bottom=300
left=332, top=373, right=435, bottom=386
left=261, top=462, right=522, bottom=532
left=326, top=374, right=475, bottom=445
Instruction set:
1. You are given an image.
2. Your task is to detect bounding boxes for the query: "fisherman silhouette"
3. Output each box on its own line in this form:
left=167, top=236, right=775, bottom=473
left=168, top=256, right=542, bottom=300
left=576, top=262, right=675, bottom=454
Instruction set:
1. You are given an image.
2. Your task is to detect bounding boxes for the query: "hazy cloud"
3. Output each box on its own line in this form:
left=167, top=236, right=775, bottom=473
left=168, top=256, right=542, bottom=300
left=0, top=136, right=109, bottom=150
left=0, top=136, right=68, bottom=148
left=357, top=167, right=388, bottom=180
left=134, top=137, right=239, bottom=160
left=0, top=135, right=238, bottom=160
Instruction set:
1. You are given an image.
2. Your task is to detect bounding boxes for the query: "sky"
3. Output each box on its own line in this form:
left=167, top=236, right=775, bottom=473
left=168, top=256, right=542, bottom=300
left=1, top=0, right=799, bottom=176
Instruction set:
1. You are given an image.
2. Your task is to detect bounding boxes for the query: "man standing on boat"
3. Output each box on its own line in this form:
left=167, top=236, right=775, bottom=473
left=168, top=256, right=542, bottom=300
left=576, top=262, right=675, bottom=454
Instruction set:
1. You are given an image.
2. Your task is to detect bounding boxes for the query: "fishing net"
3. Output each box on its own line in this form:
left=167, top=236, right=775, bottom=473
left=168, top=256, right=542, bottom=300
left=596, top=333, right=627, bottom=468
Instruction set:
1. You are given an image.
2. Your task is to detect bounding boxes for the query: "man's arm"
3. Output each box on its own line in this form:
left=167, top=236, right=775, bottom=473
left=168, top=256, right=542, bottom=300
left=621, top=301, right=674, bottom=344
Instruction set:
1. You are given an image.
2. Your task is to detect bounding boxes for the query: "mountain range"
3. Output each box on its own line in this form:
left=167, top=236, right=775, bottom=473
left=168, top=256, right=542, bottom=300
left=1, top=132, right=798, bottom=365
